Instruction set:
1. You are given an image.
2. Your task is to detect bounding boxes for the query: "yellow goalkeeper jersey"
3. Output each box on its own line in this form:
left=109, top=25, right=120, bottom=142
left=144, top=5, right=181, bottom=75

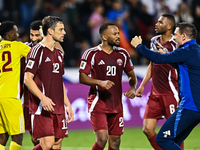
left=0, top=40, right=30, bottom=99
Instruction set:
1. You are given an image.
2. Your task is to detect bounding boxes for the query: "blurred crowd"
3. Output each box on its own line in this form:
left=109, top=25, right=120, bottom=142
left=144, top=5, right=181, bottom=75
left=0, top=0, right=200, bottom=67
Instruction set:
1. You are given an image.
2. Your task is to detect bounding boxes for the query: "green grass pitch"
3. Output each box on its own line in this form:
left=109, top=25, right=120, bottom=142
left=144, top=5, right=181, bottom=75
left=5, top=126, right=200, bottom=150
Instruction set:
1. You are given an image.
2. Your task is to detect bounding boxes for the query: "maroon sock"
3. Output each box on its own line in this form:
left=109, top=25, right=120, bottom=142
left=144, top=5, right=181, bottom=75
left=148, top=133, right=163, bottom=150
left=180, top=142, right=184, bottom=150
left=108, top=146, right=115, bottom=150
left=32, top=144, right=42, bottom=150
left=92, top=142, right=104, bottom=150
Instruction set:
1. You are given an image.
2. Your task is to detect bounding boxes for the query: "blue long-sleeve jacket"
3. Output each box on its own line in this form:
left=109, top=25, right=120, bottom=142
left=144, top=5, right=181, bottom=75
left=136, top=40, right=200, bottom=112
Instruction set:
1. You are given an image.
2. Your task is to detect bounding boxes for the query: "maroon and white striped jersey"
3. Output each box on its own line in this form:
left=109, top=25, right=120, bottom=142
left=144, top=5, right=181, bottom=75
left=150, top=35, right=178, bottom=95
left=79, top=45, right=134, bottom=113
left=25, top=43, right=65, bottom=115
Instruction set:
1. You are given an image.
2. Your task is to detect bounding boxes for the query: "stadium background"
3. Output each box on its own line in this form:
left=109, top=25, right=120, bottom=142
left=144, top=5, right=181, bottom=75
left=0, top=0, right=200, bottom=67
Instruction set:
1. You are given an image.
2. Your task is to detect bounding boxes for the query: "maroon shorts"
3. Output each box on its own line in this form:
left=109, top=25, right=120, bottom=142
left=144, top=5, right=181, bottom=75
left=24, top=106, right=32, bottom=131
left=144, top=94, right=178, bottom=119
left=90, top=112, right=124, bottom=135
left=32, top=113, right=68, bottom=140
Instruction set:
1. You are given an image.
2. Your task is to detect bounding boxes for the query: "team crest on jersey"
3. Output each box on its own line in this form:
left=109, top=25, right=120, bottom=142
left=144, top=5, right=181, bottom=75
left=80, top=61, right=86, bottom=70
left=117, top=59, right=123, bottom=66
left=58, top=56, right=62, bottom=62
left=27, top=60, right=35, bottom=69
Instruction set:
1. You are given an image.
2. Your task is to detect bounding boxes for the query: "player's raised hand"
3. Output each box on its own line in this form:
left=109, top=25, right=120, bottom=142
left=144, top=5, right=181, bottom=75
left=131, top=36, right=142, bottom=48
left=124, top=88, right=136, bottom=99
left=66, top=106, right=74, bottom=123
left=136, top=86, right=144, bottom=97
left=99, top=80, right=115, bottom=90
left=41, top=95, right=55, bottom=112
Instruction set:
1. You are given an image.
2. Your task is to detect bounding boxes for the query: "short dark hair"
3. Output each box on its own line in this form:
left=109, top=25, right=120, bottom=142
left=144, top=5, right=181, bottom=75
left=99, top=22, right=116, bottom=35
left=162, top=14, right=175, bottom=31
left=0, top=21, right=15, bottom=38
left=30, top=20, right=42, bottom=30
left=176, top=22, right=197, bottom=40
left=42, top=16, right=63, bottom=36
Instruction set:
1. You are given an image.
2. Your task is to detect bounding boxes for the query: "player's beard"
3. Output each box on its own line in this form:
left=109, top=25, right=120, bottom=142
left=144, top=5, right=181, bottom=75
left=32, top=39, right=42, bottom=45
left=156, top=29, right=167, bottom=35
left=107, top=39, right=120, bottom=47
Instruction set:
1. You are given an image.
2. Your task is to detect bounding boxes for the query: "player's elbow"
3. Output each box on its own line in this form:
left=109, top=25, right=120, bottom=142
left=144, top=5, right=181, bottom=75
left=24, top=72, right=33, bottom=87
left=79, top=73, right=85, bottom=84
left=24, top=72, right=29, bottom=86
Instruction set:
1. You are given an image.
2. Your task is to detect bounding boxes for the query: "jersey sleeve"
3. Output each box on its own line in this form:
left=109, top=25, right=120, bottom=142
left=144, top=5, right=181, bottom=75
left=18, top=41, right=30, bottom=57
left=58, top=49, right=65, bottom=76
left=25, top=47, right=42, bottom=75
left=79, top=49, right=93, bottom=75
left=136, top=44, right=188, bottom=64
left=123, top=50, right=134, bottom=73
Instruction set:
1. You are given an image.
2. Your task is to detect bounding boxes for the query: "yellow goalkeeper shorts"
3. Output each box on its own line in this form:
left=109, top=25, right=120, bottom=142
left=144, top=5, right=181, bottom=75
left=0, top=98, right=25, bottom=135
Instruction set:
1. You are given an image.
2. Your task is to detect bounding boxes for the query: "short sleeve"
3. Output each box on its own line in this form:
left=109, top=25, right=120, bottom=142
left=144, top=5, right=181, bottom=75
left=79, top=49, right=93, bottom=75
left=25, top=47, right=42, bottom=75
left=18, top=41, right=30, bottom=57
left=124, top=50, right=134, bottom=73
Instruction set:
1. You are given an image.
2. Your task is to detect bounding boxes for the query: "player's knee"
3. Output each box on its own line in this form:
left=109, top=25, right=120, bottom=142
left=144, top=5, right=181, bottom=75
left=0, top=133, right=9, bottom=146
left=143, top=126, right=154, bottom=137
left=110, top=137, right=121, bottom=148
left=31, top=138, right=39, bottom=146
left=52, top=138, right=63, bottom=149
left=41, top=141, right=54, bottom=150
left=41, top=143, right=54, bottom=150
left=97, top=135, right=108, bottom=145
left=11, top=134, right=23, bottom=145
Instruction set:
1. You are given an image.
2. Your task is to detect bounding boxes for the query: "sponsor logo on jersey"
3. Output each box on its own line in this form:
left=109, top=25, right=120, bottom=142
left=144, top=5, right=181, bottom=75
left=45, top=57, right=51, bottom=62
left=163, top=130, right=171, bottom=138
left=58, top=56, right=62, bottom=62
left=80, top=61, right=87, bottom=70
left=27, top=60, right=35, bottom=69
left=117, top=59, right=123, bottom=66
left=98, top=60, right=105, bottom=65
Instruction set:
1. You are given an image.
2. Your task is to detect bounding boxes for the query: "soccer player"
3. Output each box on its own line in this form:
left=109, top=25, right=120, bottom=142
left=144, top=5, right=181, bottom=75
left=79, top=22, right=137, bottom=150
left=136, top=14, right=183, bottom=150
left=24, top=16, right=74, bottom=150
left=21, top=20, right=64, bottom=146
left=0, top=21, right=30, bottom=150
left=131, top=22, right=200, bottom=150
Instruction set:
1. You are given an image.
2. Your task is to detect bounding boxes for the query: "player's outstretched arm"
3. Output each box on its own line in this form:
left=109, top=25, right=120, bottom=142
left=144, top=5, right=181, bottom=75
left=24, top=72, right=55, bottom=112
left=79, top=72, right=115, bottom=90
left=124, top=70, right=137, bottom=99
left=63, top=83, right=74, bottom=123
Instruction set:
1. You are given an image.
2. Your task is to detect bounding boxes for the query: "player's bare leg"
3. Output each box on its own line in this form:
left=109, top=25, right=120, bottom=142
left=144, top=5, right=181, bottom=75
left=94, top=130, right=108, bottom=148
left=143, top=118, right=157, bottom=138
left=40, top=136, right=55, bottom=150
left=108, top=135, right=121, bottom=150
left=0, top=133, right=9, bottom=146
left=11, top=134, right=23, bottom=145
left=143, top=118, right=162, bottom=150
left=52, top=138, right=63, bottom=150
left=29, top=131, right=39, bottom=146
